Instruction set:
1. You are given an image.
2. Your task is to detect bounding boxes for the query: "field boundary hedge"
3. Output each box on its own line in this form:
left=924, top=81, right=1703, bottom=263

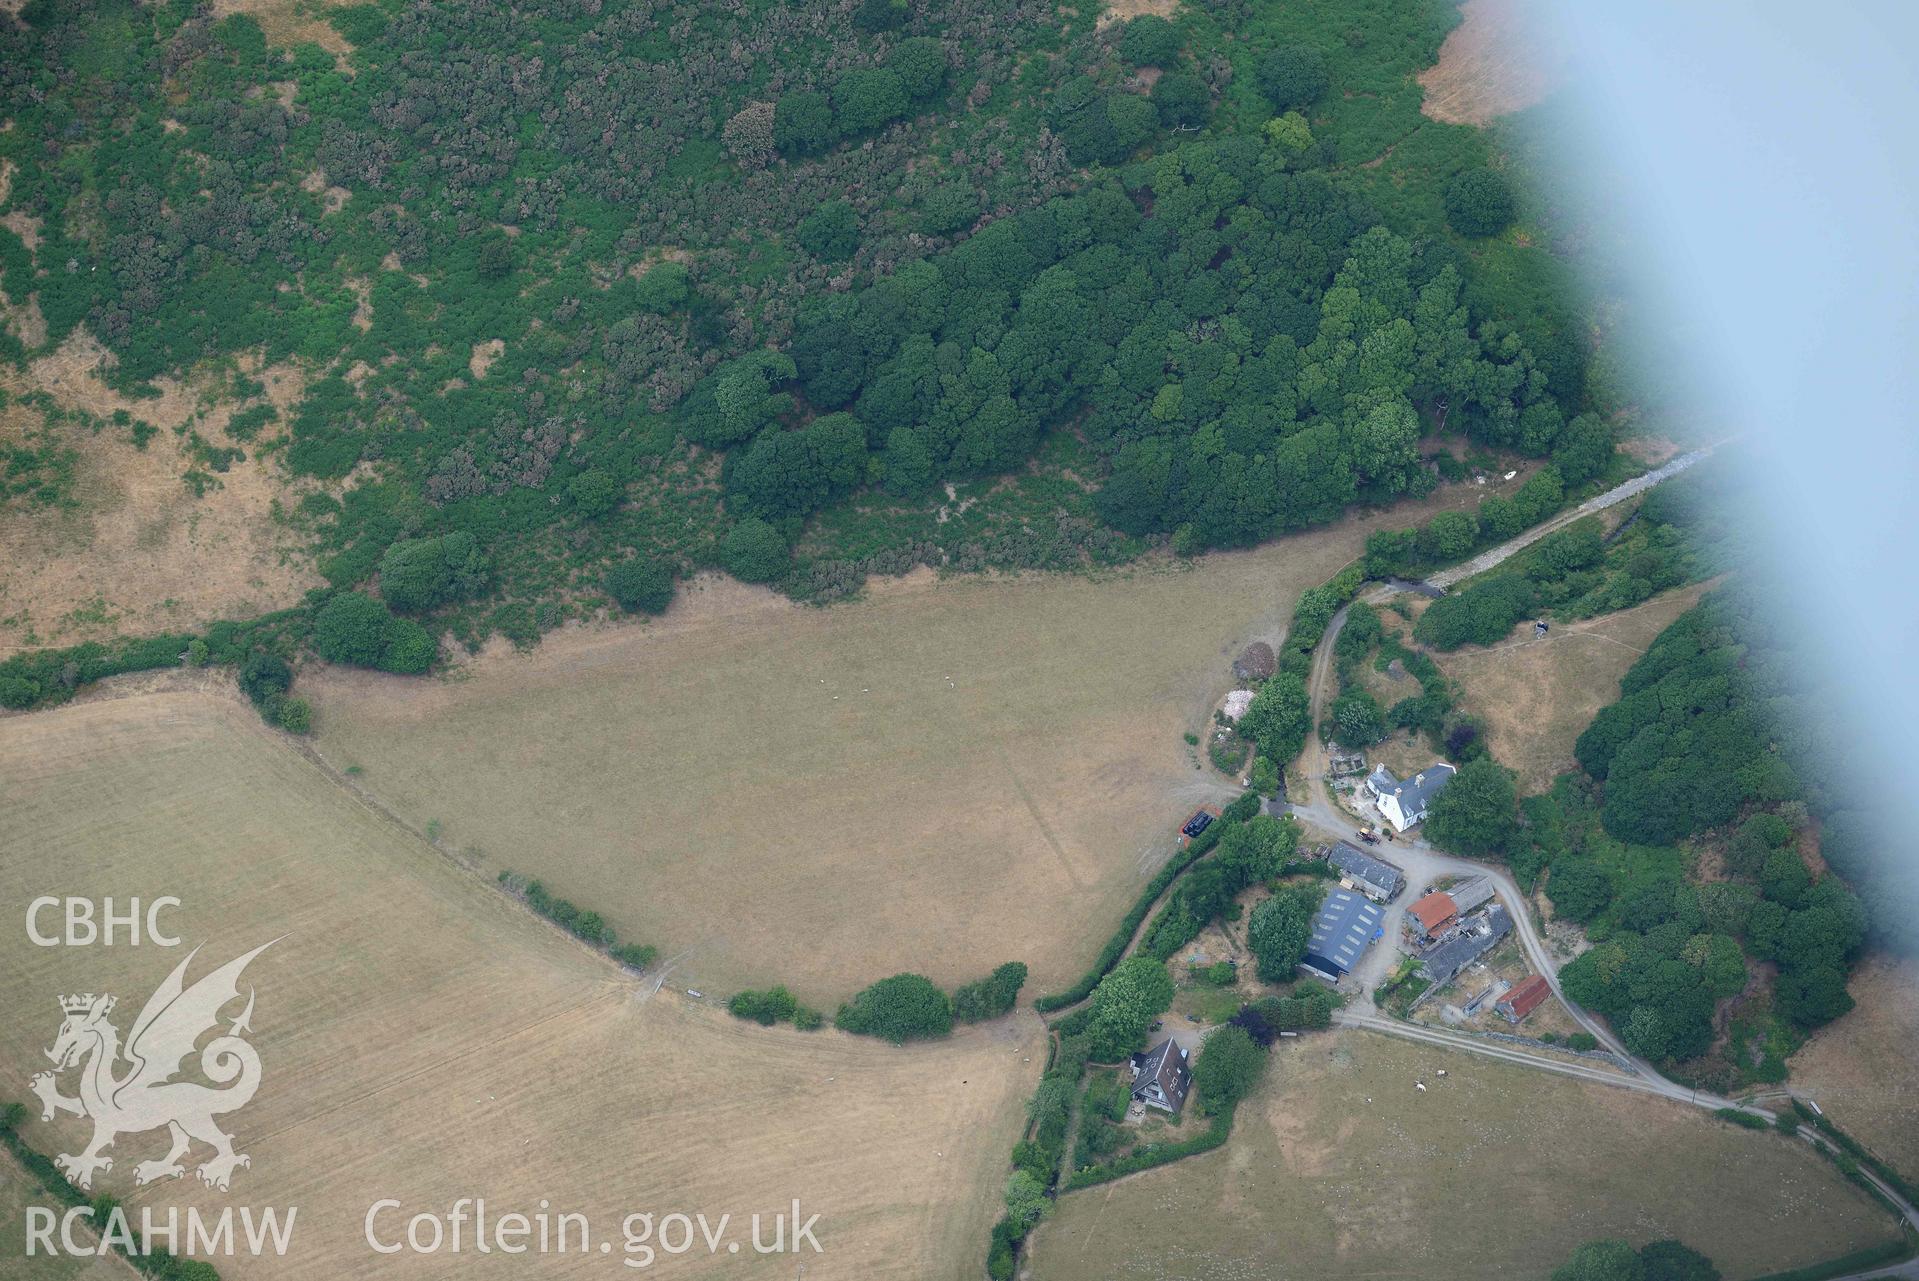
left=1, top=1102, right=225, bottom=1280
left=1032, top=792, right=1260, bottom=1011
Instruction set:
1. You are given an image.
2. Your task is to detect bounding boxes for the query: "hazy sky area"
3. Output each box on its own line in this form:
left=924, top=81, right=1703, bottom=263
left=1538, top=2, right=1919, bottom=924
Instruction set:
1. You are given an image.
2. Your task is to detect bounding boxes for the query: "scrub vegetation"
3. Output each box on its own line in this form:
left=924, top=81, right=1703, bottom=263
left=1, top=0, right=1602, bottom=694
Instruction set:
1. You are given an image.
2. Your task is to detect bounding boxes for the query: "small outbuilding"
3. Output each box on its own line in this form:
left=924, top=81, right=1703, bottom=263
left=1497, top=974, right=1551, bottom=1024
left=1327, top=841, right=1405, bottom=902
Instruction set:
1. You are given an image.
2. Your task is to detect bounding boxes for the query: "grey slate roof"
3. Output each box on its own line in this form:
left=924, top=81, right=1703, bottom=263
left=1303, top=888, right=1385, bottom=978
left=1131, top=1037, right=1191, bottom=1111
left=1447, top=877, right=1495, bottom=914
left=1417, top=905, right=1513, bottom=985
left=1367, top=762, right=1457, bottom=816
left=1328, top=842, right=1406, bottom=898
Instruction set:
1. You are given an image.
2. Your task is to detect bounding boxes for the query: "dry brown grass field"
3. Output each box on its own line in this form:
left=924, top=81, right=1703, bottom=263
left=300, top=488, right=1500, bottom=1008
left=1791, top=954, right=1919, bottom=1181
left=0, top=692, right=1040, bottom=1278
left=1417, top=0, right=1567, bottom=126
left=0, top=331, right=320, bottom=651
left=1435, top=582, right=1711, bottom=792
left=1029, top=1032, right=1899, bottom=1280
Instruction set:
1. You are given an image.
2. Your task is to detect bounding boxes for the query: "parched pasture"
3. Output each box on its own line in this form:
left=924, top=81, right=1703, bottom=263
left=1433, top=581, right=1711, bottom=792
left=0, top=694, right=1040, bottom=1278
left=1028, top=1032, right=1900, bottom=1280
left=301, top=494, right=1491, bottom=1007
left=1791, top=953, right=1919, bottom=1182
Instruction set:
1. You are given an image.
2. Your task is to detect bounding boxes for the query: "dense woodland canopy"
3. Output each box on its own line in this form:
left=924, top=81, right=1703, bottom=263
left=0, top=0, right=1596, bottom=655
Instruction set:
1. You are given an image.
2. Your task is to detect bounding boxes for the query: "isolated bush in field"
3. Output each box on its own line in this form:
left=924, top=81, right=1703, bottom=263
left=1119, top=15, right=1180, bottom=67
left=609, top=943, right=657, bottom=970
left=1445, top=168, right=1517, bottom=237
left=721, top=517, right=791, bottom=584
left=313, top=592, right=437, bottom=674
left=954, top=962, right=1028, bottom=1022
left=276, top=696, right=312, bottom=734
left=730, top=986, right=799, bottom=1025
left=237, top=652, right=292, bottom=706
left=835, top=973, right=953, bottom=1043
left=1254, top=45, right=1328, bottom=111
left=605, top=558, right=674, bottom=614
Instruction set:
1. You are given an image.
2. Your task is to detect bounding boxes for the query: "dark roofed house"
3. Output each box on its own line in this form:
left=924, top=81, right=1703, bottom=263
left=1418, top=905, right=1512, bottom=987
left=1497, top=974, right=1551, bottom=1023
left=1233, top=642, right=1277, bottom=681
left=1327, top=841, right=1405, bottom=902
left=1130, top=1037, right=1191, bottom=1114
left=1300, top=888, right=1385, bottom=983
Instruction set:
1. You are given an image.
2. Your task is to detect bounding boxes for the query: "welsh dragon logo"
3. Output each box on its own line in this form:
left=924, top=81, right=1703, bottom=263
left=29, top=940, right=278, bottom=1192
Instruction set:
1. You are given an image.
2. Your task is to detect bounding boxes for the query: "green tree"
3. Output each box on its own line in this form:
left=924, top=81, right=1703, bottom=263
left=379, top=531, right=490, bottom=613
left=1639, top=1240, right=1720, bottom=1281
left=772, top=90, right=836, bottom=155
left=1552, top=412, right=1615, bottom=487
left=1445, top=168, right=1517, bottom=238
left=853, top=0, right=908, bottom=32
left=1151, top=72, right=1209, bottom=129
left=1003, top=1170, right=1047, bottom=1236
left=1086, top=956, right=1175, bottom=1061
left=276, top=696, right=313, bottom=734
left=605, top=559, right=674, bottom=614
left=1424, top=757, right=1518, bottom=857
left=919, top=183, right=980, bottom=236
left=568, top=468, right=620, bottom=517
left=1248, top=883, right=1322, bottom=981
left=721, top=517, right=790, bottom=584
left=687, top=351, right=796, bottom=447
left=1192, top=1024, right=1265, bottom=1114
left=1119, top=14, right=1180, bottom=66
left=833, top=68, right=908, bottom=136
left=888, top=37, right=947, bottom=98
left=1239, top=671, right=1311, bottom=762
left=834, top=973, right=954, bottom=1043
left=238, top=652, right=292, bottom=707
left=954, top=962, right=1028, bottom=1022
left=1253, top=46, right=1328, bottom=111
left=1418, top=510, right=1478, bottom=562
left=798, top=200, right=861, bottom=261
left=1552, top=1240, right=1648, bottom=1281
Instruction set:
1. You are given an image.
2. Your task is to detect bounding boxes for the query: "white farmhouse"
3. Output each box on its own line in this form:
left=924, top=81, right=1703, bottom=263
left=1365, top=762, right=1457, bottom=833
